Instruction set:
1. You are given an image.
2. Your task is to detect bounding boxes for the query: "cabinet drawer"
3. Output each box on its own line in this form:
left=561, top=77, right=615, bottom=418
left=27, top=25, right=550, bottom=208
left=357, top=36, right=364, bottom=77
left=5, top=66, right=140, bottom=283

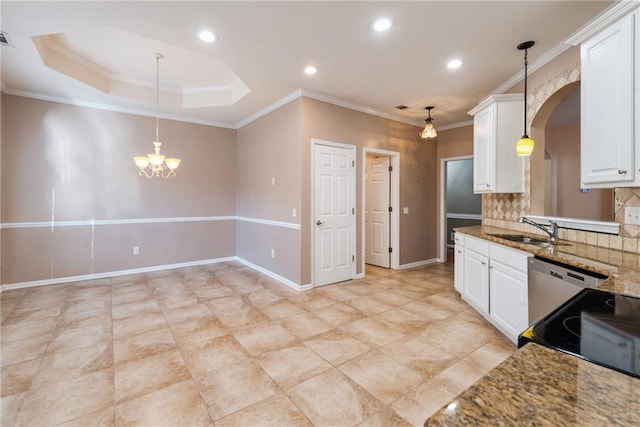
left=490, top=243, right=531, bottom=272
left=465, top=235, right=489, bottom=256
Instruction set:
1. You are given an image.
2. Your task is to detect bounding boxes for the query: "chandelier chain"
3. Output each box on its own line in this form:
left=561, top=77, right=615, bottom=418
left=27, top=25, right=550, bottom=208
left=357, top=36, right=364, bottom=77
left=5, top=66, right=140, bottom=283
left=156, top=54, right=160, bottom=142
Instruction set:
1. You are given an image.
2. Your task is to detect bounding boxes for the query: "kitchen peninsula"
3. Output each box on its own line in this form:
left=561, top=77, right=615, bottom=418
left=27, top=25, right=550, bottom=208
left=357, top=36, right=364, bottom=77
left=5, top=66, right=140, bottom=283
left=425, top=225, right=640, bottom=425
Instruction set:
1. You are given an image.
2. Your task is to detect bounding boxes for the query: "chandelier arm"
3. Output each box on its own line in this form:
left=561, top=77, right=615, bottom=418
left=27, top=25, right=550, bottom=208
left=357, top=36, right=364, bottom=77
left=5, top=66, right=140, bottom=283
left=139, top=168, right=153, bottom=178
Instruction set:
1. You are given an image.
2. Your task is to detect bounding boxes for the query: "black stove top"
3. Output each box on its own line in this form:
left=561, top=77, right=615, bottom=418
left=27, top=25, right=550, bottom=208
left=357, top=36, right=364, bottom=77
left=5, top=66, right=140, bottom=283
left=519, top=288, right=640, bottom=378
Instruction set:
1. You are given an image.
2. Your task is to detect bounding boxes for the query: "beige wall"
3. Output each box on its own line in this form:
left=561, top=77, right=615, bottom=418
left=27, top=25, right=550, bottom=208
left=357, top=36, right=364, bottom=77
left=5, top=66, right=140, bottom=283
left=2, top=92, right=447, bottom=286
left=235, top=98, right=303, bottom=284
left=2, top=94, right=237, bottom=284
left=545, top=124, right=613, bottom=220
left=300, top=97, right=437, bottom=283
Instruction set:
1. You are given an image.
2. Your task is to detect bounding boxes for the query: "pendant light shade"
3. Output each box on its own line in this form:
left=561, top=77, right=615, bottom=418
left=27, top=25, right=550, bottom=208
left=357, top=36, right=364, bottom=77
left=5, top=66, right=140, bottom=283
left=420, top=106, right=437, bottom=140
left=516, top=41, right=535, bottom=156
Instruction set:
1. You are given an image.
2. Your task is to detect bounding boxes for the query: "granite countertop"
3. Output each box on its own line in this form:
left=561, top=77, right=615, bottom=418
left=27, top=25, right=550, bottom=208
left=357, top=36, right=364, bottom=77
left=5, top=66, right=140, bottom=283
left=455, top=225, right=640, bottom=298
left=425, top=343, right=640, bottom=426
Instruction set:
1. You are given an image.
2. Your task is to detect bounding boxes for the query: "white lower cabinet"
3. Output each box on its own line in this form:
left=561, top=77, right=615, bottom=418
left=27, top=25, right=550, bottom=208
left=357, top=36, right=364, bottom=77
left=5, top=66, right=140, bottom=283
left=453, top=233, right=464, bottom=294
left=489, top=258, right=528, bottom=341
left=459, top=235, right=531, bottom=343
left=463, top=246, right=490, bottom=315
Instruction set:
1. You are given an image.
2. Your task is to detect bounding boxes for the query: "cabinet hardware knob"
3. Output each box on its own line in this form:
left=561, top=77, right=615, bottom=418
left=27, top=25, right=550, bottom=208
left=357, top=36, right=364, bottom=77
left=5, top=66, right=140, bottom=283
left=481, top=261, right=487, bottom=266
left=618, top=169, right=627, bottom=175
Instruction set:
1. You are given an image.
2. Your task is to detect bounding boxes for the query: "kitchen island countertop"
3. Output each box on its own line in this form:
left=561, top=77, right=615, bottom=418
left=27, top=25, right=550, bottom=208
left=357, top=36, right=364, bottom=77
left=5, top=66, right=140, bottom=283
left=425, top=343, right=640, bottom=426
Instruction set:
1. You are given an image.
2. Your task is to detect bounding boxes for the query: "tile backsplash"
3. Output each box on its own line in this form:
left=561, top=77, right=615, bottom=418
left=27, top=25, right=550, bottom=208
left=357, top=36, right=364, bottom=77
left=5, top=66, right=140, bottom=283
left=483, top=188, right=640, bottom=255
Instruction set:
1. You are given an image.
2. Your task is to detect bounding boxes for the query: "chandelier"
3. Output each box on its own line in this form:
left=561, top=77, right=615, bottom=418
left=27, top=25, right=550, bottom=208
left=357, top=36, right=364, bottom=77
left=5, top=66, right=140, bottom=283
left=420, top=106, right=437, bottom=140
left=134, top=53, right=181, bottom=178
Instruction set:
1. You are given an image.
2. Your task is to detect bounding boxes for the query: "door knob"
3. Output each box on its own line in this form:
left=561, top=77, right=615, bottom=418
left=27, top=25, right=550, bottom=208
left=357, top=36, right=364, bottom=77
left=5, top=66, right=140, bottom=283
left=316, top=220, right=324, bottom=226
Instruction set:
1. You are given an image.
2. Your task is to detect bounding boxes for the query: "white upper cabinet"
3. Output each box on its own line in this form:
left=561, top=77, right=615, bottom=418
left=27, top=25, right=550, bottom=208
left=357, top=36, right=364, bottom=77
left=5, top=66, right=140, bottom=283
left=469, top=94, right=525, bottom=193
left=581, top=12, right=637, bottom=188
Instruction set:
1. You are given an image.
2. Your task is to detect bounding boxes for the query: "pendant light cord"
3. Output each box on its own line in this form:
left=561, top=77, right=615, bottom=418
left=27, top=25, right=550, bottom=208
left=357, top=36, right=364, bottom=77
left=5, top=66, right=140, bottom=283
left=523, top=48, right=528, bottom=137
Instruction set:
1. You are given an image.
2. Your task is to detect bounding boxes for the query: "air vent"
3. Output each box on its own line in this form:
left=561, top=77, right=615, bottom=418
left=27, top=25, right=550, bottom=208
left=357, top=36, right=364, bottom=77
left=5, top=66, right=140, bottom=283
left=394, top=105, right=408, bottom=110
left=0, top=31, right=14, bottom=48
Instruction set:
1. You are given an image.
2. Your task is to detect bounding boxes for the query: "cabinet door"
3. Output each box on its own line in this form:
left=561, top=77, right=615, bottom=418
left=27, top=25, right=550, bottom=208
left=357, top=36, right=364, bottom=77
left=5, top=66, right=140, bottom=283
left=489, top=259, right=528, bottom=343
left=581, top=14, right=635, bottom=186
left=454, top=244, right=464, bottom=294
left=473, top=106, right=494, bottom=193
left=463, top=249, right=489, bottom=315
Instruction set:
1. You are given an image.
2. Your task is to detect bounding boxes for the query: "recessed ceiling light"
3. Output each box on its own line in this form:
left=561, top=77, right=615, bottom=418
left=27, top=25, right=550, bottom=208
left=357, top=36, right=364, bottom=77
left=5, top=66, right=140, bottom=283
left=304, top=65, right=318, bottom=75
left=373, top=18, right=392, bottom=32
left=199, top=30, right=217, bottom=43
left=447, top=59, right=463, bottom=69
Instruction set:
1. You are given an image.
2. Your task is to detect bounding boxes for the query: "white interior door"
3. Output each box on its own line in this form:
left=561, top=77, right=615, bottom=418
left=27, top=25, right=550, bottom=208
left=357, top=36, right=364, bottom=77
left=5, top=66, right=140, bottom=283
left=314, top=142, right=355, bottom=286
left=365, top=156, right=390, bottom=268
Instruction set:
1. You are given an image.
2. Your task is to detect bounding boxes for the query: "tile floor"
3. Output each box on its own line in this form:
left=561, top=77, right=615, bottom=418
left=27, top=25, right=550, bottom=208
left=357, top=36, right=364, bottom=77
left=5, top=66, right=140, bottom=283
left=0, top=261, right=515, bottom=426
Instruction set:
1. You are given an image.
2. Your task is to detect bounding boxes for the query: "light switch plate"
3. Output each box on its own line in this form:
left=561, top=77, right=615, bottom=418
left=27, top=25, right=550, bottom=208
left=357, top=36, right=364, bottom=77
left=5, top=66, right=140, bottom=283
left=403, top=207, right=409, bottom=214
left=625, top=207, right=640, bottom=225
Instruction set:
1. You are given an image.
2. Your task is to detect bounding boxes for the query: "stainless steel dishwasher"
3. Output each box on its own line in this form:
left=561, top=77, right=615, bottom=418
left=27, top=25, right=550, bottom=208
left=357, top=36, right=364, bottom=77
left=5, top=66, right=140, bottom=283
left=528, top=256, right=607, bottom=324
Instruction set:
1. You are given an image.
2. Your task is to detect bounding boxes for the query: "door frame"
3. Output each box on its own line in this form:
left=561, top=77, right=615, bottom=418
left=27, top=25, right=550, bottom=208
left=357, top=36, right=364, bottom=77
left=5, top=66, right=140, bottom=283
left=311, top=138, right=357, bottom=287
left=440, top=154, right=473, bottom=262
left=362, top=147, right=400, bottom=273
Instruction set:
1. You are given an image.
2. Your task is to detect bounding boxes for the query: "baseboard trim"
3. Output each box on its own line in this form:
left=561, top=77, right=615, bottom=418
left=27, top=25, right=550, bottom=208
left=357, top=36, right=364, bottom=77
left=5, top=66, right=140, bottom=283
left=355, top=272, right=365, bottom=279
left=2, top=257, right=320, bottom=294
left=235, top=257, right=312, bottom=292
left=398, top=258, right=439, bottom=270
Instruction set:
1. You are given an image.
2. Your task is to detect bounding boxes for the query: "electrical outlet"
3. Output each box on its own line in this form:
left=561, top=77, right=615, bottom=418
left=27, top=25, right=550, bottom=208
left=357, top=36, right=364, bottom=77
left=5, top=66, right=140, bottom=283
left=133, top=246, right=140, bottom=255
left=271, top=176, right=276, bottom=186
left=403, top=207, right=409, bottom=214
left=271, top=249, right=275, bottom=258
left=292, top=208, right=297, bottom=217
left=625, top=207, right=640, bottom=225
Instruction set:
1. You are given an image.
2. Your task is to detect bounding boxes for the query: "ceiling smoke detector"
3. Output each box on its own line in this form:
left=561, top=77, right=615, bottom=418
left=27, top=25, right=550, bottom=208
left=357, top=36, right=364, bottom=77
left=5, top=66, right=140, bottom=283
left=0, top=31, right=14, bottom=47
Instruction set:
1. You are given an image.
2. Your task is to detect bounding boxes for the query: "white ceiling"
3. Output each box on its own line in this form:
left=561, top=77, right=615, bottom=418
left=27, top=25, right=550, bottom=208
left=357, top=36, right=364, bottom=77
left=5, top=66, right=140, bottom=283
left=1, top=1, right=611, bottom=129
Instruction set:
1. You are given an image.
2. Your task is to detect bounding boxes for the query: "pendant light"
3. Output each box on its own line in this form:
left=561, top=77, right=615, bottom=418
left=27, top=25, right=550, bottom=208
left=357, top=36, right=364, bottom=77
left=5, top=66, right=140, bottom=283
left=134, top=53, right=181, bottom=178
left=420, top=106, right=438, bottom=140
left=516, top=41, right=535, bottom=156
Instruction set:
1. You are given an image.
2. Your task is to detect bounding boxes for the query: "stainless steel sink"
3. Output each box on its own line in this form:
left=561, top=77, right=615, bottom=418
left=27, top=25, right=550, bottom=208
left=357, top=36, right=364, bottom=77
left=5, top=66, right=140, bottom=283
left=488, top=234, right=549, bottom=245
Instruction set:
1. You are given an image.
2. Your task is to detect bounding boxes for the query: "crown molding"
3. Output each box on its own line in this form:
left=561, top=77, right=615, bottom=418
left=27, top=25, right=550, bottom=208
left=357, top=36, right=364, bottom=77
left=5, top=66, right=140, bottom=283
left=234, top=89, right=303, bottom=129
left=1, top=87, right=235, bottom=129
left=486, top=1, right=638, bottom=102
left=300, top=89, right=424, bottom=128
left=566, top=0, right=640, bottom=46
left=438, top=120, right=473, bottom=131
left=489, top=40, right=572, bottom=98
left=234, top=88, right=424, bottom=130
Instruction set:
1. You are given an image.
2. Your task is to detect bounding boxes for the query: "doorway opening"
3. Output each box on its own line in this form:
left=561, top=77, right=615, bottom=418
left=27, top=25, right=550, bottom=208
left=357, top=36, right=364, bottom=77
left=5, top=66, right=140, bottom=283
left=362, top=148, right=400, bottom=274
left=440, top=156, right=482, bottom=263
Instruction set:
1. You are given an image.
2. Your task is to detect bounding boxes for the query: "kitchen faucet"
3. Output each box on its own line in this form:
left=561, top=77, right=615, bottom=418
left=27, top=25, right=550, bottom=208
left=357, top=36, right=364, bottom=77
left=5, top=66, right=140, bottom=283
left=520, top=217, right=558, bottom=243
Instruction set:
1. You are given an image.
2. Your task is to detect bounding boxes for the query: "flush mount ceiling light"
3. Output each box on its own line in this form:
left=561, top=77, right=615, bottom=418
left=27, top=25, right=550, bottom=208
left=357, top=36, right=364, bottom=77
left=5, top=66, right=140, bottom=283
left=198, top=30, right=217, bottom=42
left=304, top=65, right=318, bottom=75
left=447, top=59, right=462, bottom=69
left=373, top=18, right=392, bottom=32
left=516, top=40, right=535, bottom=156
left=134, top=53, right=181, bottom=178
left=420, top=106, right=438, bottom=140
